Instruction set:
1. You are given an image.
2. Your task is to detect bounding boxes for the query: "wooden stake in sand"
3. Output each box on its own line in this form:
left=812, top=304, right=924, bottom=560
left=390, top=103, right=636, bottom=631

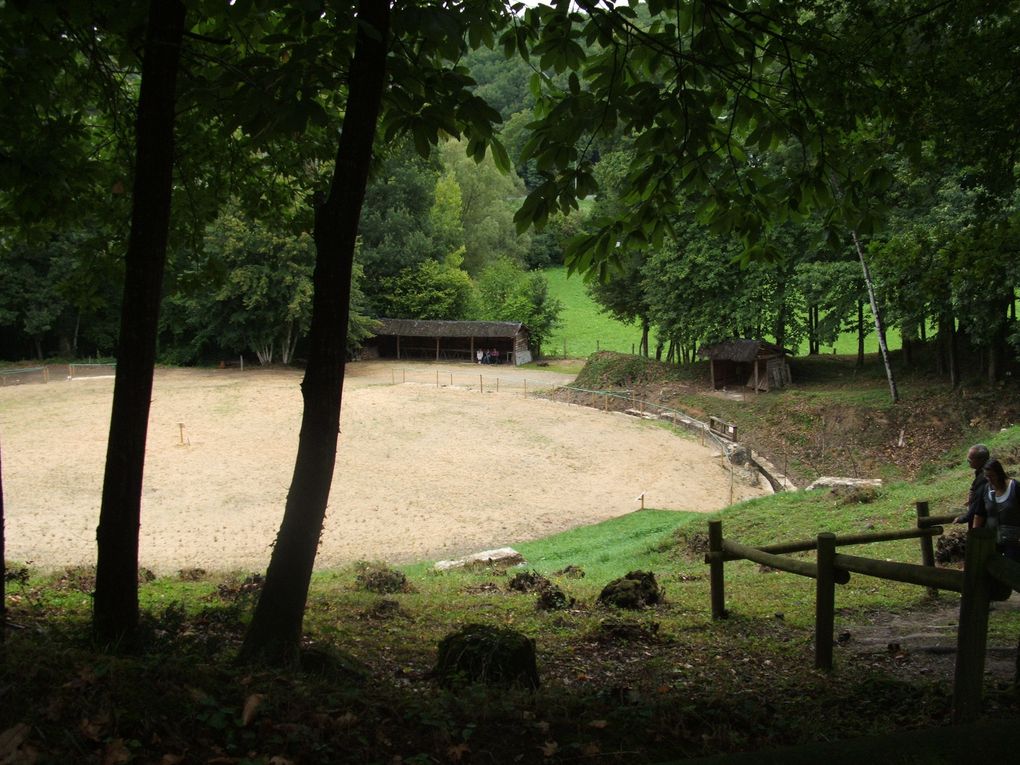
left=178, top=423, right=185, bottom=445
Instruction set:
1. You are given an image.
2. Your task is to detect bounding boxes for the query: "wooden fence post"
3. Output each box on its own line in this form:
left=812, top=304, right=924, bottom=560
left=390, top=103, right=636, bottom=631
left=815, top=533, right=836, bottom=671
left=916, top=500, right=938, bottom=597
left=709, top=520, right=727, bottom=619
left=952, top=527, right=996, bottom=723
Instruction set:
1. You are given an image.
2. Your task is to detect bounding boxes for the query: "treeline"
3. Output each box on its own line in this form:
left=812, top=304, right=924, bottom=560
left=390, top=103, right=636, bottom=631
left=0, top=131, right=569, bottom=364
left=5, top=5, right=1018, bottom=385
left=586, top=150, right=1020, bottom=383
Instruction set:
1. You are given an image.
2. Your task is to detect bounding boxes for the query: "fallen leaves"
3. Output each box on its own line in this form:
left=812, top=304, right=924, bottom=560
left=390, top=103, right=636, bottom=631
left=0, top=723, right=33, bottom=765
left=241, top=693, right=265, bottom=727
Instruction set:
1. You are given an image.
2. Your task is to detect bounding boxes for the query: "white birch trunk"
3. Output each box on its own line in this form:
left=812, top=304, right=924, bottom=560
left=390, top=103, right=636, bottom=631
left=852, top=230, right=899, bottom=403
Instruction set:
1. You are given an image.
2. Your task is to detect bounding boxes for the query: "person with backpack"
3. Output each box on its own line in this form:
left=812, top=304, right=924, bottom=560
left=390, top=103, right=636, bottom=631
left=976, top=458, right=1020, bottom=562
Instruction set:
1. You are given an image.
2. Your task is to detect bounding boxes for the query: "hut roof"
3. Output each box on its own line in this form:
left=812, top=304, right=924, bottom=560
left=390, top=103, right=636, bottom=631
left=698, top=338, right=790, bottom=363
left=374, top=318, right=527, bottom=339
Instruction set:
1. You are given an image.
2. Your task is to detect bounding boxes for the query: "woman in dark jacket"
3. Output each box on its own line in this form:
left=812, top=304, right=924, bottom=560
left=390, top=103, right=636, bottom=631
left=979, top=458, right=1020, bottom=561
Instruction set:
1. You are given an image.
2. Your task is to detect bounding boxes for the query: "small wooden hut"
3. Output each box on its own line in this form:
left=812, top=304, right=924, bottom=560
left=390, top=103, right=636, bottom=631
left=367, top=319, right=532, bottom=365
left=698, top=339, right=791, bottom=392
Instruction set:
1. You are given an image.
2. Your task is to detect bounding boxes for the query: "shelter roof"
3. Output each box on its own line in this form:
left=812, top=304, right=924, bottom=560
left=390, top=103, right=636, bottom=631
left=374, top=318, right=527, bottom=339
left=698, top=338, right=790, bottom=363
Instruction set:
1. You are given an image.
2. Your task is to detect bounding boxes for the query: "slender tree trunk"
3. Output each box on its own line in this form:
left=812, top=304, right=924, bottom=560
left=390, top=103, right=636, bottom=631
left=902, top=323, right=915, bottom=368
left=239, top=0, right=390, bottom=667
left=640, top=316, right=649, bottom=357
left=856, top=300, right=865, bottom=368
left=938, top=310, right=959, bottom=386
left=1, top=436, right=6, bottom=644
left=988, top=314, right=1006, bottom=383
left=808, top=305, right=819, bottom=355
left=93, top=0, right=185, bottom=644
left=773, top=296, right=787, bottom=351
left=851, top=230, right=898, bottom=403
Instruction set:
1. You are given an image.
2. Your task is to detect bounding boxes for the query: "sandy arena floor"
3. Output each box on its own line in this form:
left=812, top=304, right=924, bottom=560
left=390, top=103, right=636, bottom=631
left=0, top=361, right=767, bottom=573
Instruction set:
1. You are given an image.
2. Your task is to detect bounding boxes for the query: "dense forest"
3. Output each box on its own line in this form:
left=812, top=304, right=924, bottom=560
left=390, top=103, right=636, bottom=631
left=2, top=1, right=1019, bottom=653
left=3, top=2, right=1017, bottom=382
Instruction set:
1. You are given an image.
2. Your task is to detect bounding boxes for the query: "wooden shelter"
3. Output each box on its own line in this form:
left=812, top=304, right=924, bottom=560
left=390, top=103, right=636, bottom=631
left=698, top=339, right=791, bottom=392
left=367, top=319, right=532, bottom=365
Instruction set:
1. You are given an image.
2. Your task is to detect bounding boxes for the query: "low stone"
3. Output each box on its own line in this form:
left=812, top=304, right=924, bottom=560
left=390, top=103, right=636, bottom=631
left=434, top=547, right=525, bottom=571
left=805, top=476, right=883, bottom=492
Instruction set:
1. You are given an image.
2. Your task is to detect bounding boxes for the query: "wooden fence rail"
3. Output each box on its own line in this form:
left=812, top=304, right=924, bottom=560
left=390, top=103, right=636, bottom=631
left=706, top=503, right=1020, bottom=723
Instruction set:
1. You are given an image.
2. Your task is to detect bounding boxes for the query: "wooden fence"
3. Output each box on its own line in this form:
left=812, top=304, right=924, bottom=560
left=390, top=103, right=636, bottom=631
left=705, top=501, right=1020, bottom=723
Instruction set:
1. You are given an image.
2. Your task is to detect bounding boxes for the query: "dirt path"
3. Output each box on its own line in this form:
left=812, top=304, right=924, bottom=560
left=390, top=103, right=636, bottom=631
left=1, top=361, right=768, bottom=573
left=835, top=593, right=1019, bottom=684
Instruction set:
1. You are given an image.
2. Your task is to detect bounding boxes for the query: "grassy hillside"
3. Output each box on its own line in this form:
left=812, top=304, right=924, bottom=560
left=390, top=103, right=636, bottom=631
left=542, top=265, right=902, bottom=358
left=563, top=350, right=1020, bottom=486
left=542, top=266, right=643, bottom=357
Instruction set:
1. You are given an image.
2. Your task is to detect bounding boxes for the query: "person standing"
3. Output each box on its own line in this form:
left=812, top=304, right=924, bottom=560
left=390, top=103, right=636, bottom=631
left=976, top=458, right=1020, bottom=562
left=956, top=444, right=991, bottom=528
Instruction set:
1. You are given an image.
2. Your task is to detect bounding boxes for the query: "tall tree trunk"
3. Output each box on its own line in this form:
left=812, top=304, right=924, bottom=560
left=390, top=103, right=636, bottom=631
left=1, top=437, right=6, bottom=644
left=856, top=300, right=865, bottom=368
left=937, top=310, right=958, bottom=386
left=239, top=0, right=390, bottom=667
left=988, top=312, right=1006, bottom=383
left=851, top=230, right=898, bottom=403
left=808, top=304, right=819, bottom=355
left=93, top=0, right=185, bottom=644
left=773, top=296, right=787, bottom=351
left=640, top=316, right=649, bottom=357
left=902, top=323, right=915, bottom=368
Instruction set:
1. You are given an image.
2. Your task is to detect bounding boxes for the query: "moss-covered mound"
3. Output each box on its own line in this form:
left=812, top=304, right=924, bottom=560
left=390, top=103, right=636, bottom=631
left=573, top=351, right=690, bottom=390
left=433, top=623, right=540, bottom=689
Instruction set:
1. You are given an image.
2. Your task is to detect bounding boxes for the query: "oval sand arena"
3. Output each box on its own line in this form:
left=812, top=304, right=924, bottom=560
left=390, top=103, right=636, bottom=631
left=1, top=363, right=768, bottom=572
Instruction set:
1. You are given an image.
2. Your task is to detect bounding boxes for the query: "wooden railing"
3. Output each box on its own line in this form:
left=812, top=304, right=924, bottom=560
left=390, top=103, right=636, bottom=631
left=705, top=502, right=1020, bottom=723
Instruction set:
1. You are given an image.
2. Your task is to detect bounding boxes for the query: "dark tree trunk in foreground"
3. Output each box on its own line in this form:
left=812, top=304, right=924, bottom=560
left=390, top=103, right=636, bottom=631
left=239, top=0, right=391, bottom=666
left=1, top=437, right=6, bottom=644
left=93, top=0, right=185, bottom=644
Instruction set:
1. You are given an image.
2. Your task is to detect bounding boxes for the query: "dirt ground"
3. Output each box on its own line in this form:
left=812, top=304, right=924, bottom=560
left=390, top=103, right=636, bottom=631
left=0, top=361, right=767, bottom=573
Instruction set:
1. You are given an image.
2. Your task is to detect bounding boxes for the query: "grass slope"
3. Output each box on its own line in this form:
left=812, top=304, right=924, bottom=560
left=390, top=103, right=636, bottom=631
left=542, top=266, right=642, bottom=357
left=542, top=265, right=903, bottom=358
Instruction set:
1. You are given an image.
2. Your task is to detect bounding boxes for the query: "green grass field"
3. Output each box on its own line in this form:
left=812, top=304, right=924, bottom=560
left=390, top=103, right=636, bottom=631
left=542, top=267, right=644, bottom=357
left=542, top=266, right=903, bottom=358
